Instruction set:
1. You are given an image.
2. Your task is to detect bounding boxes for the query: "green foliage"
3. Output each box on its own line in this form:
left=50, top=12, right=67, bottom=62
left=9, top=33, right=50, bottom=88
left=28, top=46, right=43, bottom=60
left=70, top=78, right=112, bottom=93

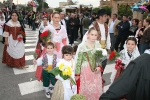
left=37, top=2, right=49, bottom=11
left=103, top=6, right=112, bottom=15
left=92, top=6, right=111, bottom=15
left=47, top=9, right=53, bottom=13
left=54, top=7, right=62, bottom=13
left=92, top=7, right=99, bottom=13
left=118, top=4, right=132, bottom=17
left=71, top=94, right=86, bottom=100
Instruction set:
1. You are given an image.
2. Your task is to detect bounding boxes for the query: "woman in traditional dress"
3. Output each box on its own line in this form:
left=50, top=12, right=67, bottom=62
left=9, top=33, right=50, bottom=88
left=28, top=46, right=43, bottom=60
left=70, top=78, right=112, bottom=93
left=2, top=11, right=26, bottom=68
left=75, top=27, right=103, bottom=100
left=42, top=12, right=69, bottom=58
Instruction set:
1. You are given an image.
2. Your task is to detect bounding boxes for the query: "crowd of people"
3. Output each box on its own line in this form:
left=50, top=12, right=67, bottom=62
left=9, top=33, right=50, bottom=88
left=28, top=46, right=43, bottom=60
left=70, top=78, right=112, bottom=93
left=0, top=5, right=150, bottom=100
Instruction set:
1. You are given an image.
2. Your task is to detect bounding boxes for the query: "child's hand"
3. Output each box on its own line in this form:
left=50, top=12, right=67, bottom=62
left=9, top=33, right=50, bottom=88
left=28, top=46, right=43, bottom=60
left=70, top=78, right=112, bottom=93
left=95, top=67, right=100, bottom=74
left=33, top=60, right=37, bottom=65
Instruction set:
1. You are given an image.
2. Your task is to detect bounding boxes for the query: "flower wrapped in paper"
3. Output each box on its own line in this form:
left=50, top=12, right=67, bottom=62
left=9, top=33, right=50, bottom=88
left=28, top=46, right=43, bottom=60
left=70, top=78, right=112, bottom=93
left=49, top=63, right=76, bottom=85
left=94, top=48, right=107, bottom=72
left=14, top=31, right=26, bottom=47
left=40, top=30, right=51, bottom=43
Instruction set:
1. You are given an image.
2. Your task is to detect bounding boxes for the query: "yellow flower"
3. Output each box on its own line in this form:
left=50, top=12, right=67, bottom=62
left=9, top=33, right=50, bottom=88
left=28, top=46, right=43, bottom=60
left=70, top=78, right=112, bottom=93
left=59, top=63, right=64, bottom=71
left=62, top=70, right=68, bottom=76
left=66, top=66, right=72, bottom=76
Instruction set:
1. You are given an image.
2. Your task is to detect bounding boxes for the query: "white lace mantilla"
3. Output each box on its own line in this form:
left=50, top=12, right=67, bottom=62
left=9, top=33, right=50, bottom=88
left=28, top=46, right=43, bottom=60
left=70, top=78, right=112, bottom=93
left=7, top=34, right=25, bottom=59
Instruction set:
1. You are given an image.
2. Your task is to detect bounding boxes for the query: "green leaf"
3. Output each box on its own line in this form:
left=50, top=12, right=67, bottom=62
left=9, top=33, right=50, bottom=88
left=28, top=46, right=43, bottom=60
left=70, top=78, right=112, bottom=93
left=48, top=67, right=61, bottom=75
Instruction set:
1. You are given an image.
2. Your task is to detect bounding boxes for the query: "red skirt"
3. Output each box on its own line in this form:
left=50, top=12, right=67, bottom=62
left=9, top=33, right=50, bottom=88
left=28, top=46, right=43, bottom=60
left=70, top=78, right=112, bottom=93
left=2, top=45, right=25, bottom=68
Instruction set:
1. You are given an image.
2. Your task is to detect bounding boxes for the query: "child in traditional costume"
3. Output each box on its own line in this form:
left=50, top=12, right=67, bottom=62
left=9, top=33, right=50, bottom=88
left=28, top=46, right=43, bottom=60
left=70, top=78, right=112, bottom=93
left=36, top=16, right=49, bottom=53
left=110, top=36, right=140, bottom=83
left=42, top=12, right=69, bottom=58
left=75, top=27, right=104, bottom=100
left=51, top=46, right=77, bottom=100
left=33, top=42, right=59, bottom=98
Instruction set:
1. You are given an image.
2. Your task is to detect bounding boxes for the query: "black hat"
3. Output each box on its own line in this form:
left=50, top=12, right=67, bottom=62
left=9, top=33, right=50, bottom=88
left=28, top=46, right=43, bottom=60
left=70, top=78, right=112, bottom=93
left=97, top=9, right=107, bottom=17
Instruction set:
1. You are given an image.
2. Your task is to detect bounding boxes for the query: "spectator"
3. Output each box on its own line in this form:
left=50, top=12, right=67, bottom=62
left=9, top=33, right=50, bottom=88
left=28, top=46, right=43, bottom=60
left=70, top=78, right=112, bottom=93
left=108, top=14, right=120, bottom=51
left=115, top=15, right=130, bottom=51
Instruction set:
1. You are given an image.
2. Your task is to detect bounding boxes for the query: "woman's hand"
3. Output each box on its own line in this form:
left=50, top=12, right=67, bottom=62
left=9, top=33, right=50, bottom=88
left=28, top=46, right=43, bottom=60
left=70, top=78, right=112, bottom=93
left=139, top=31, right=143, bottom=35
left=95, top=67, right=100, bottom=74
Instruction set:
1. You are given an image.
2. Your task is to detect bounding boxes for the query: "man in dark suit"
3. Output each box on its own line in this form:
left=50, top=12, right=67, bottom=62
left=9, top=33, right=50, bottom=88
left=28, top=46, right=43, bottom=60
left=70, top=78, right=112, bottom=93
left=67, top=13, right=78, bottom=46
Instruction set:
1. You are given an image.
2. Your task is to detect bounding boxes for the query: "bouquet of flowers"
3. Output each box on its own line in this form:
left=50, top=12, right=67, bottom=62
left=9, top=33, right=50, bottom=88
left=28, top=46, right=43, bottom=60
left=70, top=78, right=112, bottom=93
left=40, top=30, right=51, bottom=43
left=94, top=48, right=107, bottom=72
left=109, top=50, right=120, bottom=61
left=70, top=94, right=86, bottom=100
left=49, top=63, right=76, bottom=85
left=14, top=31, right=26, bottom=47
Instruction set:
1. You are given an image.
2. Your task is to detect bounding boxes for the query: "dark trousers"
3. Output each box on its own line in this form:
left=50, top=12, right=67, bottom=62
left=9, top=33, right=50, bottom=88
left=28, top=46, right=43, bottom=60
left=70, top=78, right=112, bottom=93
left=79, top=25, right=83, bottom=39
left=42, top=69, right=56, bottom=87
left=139, top=44, right=149, bottom=54
left=115, top=36, right=127, bottom=51
left=69, top=29, right=75, bottom=44
left=110, top=33, right=117, bottom=51
left=32, top=20, right=36, bottom=30
left=102, top=59, right=107, bottom=75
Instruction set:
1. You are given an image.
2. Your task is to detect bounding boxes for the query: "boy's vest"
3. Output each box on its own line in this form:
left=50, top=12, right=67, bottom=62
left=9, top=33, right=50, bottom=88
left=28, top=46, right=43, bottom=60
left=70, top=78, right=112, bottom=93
left=92, top=21, right=108, bottom=49
left=42, top=53, right=57, bottom=71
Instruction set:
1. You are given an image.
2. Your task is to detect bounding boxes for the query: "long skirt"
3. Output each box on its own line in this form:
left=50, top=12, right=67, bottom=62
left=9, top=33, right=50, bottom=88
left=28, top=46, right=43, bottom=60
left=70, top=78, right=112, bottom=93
left=79, top=63, right=103, bottom=100
left=51, top=80, right=64, bottom=100
left=2, top=45, right=25, bottom=68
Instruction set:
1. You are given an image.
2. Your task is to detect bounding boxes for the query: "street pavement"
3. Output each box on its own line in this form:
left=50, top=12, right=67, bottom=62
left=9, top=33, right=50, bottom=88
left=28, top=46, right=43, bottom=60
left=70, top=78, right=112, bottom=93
left=0, top=26, right=115, bottom=100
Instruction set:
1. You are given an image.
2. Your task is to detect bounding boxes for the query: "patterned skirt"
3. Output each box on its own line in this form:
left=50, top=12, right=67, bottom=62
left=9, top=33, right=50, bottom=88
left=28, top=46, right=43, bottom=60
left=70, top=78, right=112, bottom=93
left=51, top=80, right=64, bottom=100
left=79, top=63, right=103, bottom=100
left=2, top=45, right=25, bottom=68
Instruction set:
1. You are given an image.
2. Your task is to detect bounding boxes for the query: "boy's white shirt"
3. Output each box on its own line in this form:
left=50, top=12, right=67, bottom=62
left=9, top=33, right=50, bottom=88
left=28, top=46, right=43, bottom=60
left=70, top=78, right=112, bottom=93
left=36, top=54, right=59, bottom=66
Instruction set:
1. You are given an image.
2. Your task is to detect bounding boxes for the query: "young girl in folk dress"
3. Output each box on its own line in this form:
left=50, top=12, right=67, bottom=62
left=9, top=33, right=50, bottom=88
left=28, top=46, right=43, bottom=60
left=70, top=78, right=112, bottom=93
left=42, top=12, right=69, bottom=58
left=36, top=16, right=49, bottom=53
left=75, top=27, right=103, bottom=100
left=51, top=46, right=77, bottom=100
left=110, top=36, right=140, bottom=84
left=33, top=42, right=59, bottom=98
left=2, top=11, right=26, bottom=68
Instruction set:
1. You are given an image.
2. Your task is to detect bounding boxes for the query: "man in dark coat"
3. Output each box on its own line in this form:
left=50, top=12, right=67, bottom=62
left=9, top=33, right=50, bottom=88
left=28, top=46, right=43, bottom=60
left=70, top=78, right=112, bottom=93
left=100, top=51, right=150, bottom=100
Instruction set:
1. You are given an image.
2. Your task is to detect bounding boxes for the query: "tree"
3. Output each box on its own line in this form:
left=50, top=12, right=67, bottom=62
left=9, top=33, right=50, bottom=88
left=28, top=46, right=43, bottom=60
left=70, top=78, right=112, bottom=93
left=47, top=9, right=53, bottom=13
left=103, top=6, right=112, bottom=15
left=54, top=7, right=62, bottom=12
left=92, top=7, right=99, bottom=13
left=37, top=2, right=49, bottom=11
left=118, top=4, right=132, bottom=17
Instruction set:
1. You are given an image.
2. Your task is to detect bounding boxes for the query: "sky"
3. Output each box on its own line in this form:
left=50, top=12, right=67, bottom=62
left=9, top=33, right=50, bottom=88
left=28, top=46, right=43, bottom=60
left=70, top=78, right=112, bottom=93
left=0, top=0, right=100, bottom=7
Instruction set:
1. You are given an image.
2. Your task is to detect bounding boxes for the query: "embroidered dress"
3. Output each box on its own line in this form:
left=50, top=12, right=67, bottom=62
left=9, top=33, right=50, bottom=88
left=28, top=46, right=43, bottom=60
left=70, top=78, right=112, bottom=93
left=43, top=24, right=69, bottom=58
left=110, top=45, right=140, bottom=83
left=2, top=20, right=25, bottom=68
left=75, top=41, right=103, bottom=100
left=51, top=59, right=77, bottom=100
